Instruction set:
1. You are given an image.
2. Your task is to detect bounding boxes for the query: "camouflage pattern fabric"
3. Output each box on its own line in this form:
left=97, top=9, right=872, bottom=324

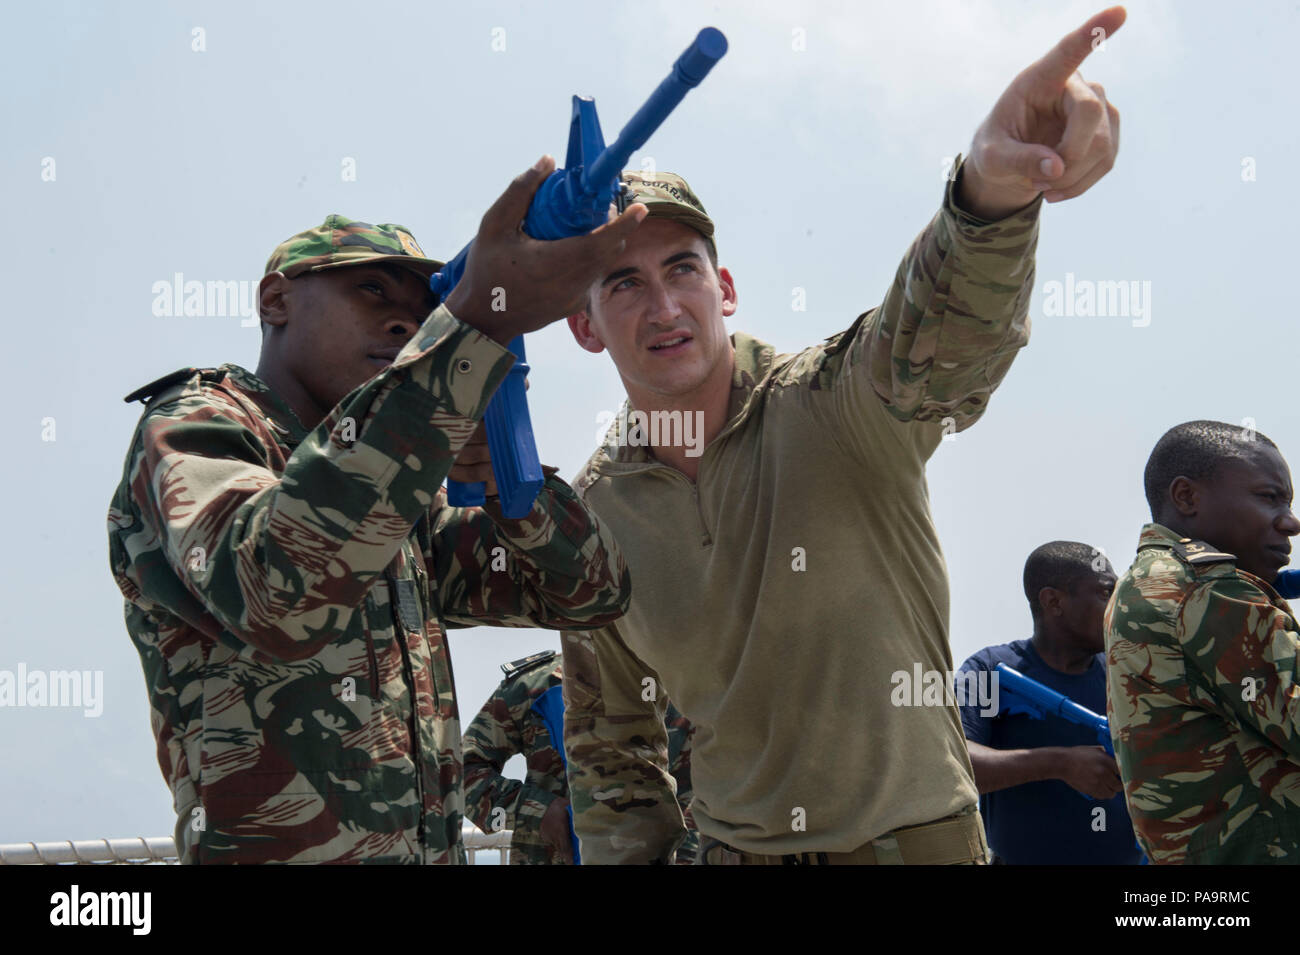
left=107, top=305, right=631, bottom=864
left=1106, top=522, right=1300, bottom=864
left=263, top=214, right=444, bottom=279
left=620, top=171, right=715, bottom=255
left=564, top=159, right=1040, bottom=862
left=462, top=653, right=698, bottom=864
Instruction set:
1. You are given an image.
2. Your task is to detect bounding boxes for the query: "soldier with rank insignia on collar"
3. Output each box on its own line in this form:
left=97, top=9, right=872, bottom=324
left=1106, top=419, right=1300, bottom=863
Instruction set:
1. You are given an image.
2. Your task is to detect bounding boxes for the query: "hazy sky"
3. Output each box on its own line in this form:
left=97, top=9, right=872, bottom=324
left=2, top=0, right=1295, bottom=847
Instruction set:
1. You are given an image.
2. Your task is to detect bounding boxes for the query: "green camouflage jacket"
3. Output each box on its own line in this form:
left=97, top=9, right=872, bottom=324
left=462, top=652, right=698, bottom=864
left=107, top=305, right=631, bottom=864
left=1106, top=522, right=1300, bottom=864
left=563, top=161, right=1039, bottom=862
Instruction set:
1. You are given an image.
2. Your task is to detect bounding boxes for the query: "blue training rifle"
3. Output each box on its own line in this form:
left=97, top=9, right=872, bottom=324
left=994, top=662, right=1148, bottom=863
left=530, top=684, right=580, bottom=864
left=995, top=662, right=1112, bottom=756
left=431, top=27, right=729, bottom=517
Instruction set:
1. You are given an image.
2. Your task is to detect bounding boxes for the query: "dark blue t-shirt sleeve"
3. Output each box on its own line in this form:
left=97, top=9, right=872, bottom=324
left=958, top=653, right=993, bottom=745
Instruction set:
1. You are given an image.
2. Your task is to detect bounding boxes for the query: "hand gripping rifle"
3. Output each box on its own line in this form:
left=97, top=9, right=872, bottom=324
left=430, top=28, right=728, bottom=517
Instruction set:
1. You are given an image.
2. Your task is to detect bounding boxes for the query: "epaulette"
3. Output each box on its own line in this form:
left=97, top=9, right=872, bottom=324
left=123, top=367, right=226, bottom=405
left=1170, top=538, right=1236, bottom=566
left=501, top=650, right=556, bottom=681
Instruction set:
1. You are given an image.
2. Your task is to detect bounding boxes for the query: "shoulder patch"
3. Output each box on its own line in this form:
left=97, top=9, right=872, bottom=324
left=501, top=650, right=556, bottom=681
left=1171, top=538, right=1236, bottom=566
left=123, top=367, right=225, bottom=405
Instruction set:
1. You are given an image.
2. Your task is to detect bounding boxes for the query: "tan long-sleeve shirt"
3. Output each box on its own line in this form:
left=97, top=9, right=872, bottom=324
left=563, top=168, right=1042, bottom=861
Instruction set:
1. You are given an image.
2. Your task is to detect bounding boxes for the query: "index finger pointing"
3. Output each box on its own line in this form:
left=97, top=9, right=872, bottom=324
left=1030, top=6, right=1127, bottom=90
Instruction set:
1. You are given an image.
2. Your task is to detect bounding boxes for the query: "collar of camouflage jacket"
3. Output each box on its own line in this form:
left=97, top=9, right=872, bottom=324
left=218, top=363, right=312, bottom=447
left=1137, top=522, right=1187, bottom=553
left=590, top=331, right=776, bottom=474
left=1137, top=522, right=1243, bottom=569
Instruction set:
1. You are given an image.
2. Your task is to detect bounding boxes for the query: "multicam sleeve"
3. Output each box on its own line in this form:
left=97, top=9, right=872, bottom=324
left=818, top=157, right=1040, bottom=457
left=430, top=472, right=632, bottom=630
left=1176, top=577, right=1300, bottom=756
left=127, top=306, right=513, bottom=661
left=665, top=706, right=699, bottom=866
left=462, top=682, right=559, bottom=837
left=562, top=625, right=686, bottom=864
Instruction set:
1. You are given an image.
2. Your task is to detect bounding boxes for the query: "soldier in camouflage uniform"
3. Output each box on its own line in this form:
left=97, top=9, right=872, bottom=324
left=1106, top=420, right=1300, bottom=864
left=463, top=650, right=698, bottom=864
left=559, top=10, right=1125, bottom=864
left=107, top=160, right=647, bottom=863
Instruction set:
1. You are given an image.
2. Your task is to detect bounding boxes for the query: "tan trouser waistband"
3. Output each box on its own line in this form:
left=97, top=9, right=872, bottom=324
left=700, top=809, right=988, bottom=866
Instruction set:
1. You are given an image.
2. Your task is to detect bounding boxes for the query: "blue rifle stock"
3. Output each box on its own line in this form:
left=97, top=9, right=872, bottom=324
left=994, top=662, right=1112, bottom=757
left=431, top=27, right=729, bottom=517
left=530, top=684, right=580, bottom=864
left=1275, top=569, right=1300, bottom=599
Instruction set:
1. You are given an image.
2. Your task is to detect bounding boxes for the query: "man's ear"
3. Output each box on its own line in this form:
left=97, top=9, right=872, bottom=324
left=718, top=266, right=738, bottom=318
left=259, top=272, right=290, bottom=328
left=1168, top=476, right=1199, bottom=518
left=1038, top=586, right=1065, bottom=619
left=567, top=311, right=607, bottom=354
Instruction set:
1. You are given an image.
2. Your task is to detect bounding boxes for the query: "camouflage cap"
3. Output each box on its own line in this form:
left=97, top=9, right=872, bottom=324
left=264, top=215, right=444, bottom=281
left=620, top=172, right=715, bottom=255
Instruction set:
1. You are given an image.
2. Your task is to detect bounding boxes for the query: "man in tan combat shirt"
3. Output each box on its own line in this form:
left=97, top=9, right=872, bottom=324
left=560, top=8, right=1126, bottom=864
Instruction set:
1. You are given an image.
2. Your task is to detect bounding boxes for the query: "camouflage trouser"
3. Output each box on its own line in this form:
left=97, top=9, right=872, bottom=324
left=697, top=805, right=989, bottom=865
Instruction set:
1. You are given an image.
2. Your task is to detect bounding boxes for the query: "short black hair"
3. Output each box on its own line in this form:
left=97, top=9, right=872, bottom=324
left=1143, top=420, right=1277, bottom=521
left=1023, top=541, right=1108, bottom=619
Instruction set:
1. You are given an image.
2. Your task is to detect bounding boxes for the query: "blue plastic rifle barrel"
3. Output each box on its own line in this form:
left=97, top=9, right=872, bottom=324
left=995, top=663, right=1108, bottom=731
left=522, top=27, right=729, bottom=240
left=583, top=27, right=728, bottom=191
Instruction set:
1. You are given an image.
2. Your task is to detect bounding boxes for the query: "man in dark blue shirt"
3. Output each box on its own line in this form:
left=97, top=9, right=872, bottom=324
left=958, top=540, right=1143, bottom=865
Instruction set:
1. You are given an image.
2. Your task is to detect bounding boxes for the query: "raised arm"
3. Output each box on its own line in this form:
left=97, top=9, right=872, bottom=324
left=815, top=8, right=1123, bottom=454
left=111, top=308, right=515, bottom=662
left=429, top=472, right=631, bottom=630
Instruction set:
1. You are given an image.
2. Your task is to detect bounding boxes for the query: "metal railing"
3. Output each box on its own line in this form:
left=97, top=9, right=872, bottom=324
left=0, top=826, right=512, bottom=865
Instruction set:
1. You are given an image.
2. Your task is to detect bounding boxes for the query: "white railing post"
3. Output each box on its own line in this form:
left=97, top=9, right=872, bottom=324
left=0, top=827, right=513, bottom=865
